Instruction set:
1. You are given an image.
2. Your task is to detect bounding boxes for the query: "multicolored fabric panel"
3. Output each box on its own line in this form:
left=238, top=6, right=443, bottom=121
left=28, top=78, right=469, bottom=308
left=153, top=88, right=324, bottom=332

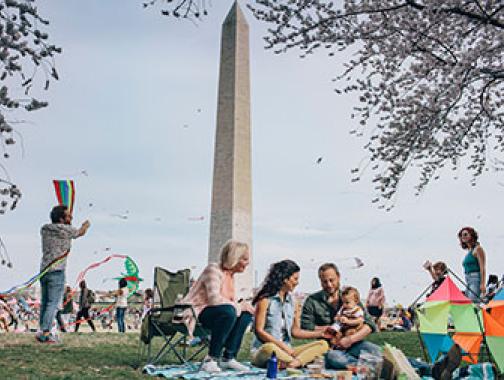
left=53, top=180, right=75, bottom=214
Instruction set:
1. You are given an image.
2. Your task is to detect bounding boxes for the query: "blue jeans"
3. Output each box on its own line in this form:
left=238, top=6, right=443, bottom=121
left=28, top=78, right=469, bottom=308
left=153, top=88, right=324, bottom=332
left=325, top=341, right=382, bottom=369
left=39, top=270, right=65, bottom=332
left=199, top=305, right=252, bottom=359
left=465, top=272, right=481, bottom=302
left=116, top=307, right=126, bottom=333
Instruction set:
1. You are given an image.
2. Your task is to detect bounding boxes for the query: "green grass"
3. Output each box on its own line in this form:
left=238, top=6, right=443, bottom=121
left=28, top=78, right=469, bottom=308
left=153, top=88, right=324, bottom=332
left=0, top=331, right=423, bottom=379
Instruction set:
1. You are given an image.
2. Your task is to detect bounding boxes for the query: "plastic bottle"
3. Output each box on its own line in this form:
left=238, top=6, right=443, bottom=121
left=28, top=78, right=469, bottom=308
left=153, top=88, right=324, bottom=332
left=266, top=352, right=278, bottom=379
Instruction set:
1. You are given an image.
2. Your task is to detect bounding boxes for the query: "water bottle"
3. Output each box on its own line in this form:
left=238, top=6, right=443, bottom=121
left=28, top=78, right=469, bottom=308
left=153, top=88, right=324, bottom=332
left=266, top=352, right=278, bottom=379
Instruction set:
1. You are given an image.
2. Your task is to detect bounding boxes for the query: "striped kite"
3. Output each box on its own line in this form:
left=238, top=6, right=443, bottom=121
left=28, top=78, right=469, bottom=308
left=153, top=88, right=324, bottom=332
left=53, top=180, right=75, bottom=214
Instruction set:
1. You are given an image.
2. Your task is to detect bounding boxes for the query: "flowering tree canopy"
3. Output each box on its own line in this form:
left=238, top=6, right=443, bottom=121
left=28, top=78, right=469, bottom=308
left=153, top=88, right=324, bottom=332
left=0, top=0, right=61, bottom=215
left=248, top=0, right=504, bottom=208
left=153, top=0, right=504, bottom=208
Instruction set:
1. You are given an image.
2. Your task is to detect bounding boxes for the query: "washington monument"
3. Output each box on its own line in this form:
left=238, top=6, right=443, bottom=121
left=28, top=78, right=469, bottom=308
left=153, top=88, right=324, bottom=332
left=208, top=1, right=253, bottom=298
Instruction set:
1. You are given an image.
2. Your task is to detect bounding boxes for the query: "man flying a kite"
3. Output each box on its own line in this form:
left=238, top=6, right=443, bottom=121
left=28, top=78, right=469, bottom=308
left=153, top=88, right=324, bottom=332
left=37, top=181, right=91, bottom=343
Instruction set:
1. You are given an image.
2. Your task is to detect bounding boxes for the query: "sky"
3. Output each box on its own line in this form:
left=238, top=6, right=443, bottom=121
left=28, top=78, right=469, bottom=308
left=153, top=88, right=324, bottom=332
left=0, top=0, right=503, bottom=305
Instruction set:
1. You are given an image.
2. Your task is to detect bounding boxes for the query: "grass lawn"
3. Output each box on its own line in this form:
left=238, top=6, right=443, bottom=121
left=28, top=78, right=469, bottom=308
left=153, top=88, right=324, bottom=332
left=0, top=331, right=424, bottom=379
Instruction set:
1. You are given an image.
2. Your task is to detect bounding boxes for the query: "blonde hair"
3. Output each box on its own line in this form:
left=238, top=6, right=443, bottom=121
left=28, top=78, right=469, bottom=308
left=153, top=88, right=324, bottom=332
left=219, top=240, right=249, bottom=270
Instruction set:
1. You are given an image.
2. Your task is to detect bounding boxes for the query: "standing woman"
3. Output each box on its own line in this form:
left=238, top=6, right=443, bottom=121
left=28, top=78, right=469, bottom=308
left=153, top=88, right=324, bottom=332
left=252, top=260, right=329, bottom=369
left=366, top=277, right=385, bottom=330
left=458, top=227, right=486, bottom=302
left=182, top=240, right=254, bottom=373
left=111, top=278, right=129, bottom=333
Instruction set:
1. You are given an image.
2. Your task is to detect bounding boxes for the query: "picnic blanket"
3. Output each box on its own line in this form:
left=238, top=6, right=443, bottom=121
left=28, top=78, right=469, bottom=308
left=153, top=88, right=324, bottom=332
left=143, top=363, right=265, bottom=380
left=142, top=363, right=359, bottom=379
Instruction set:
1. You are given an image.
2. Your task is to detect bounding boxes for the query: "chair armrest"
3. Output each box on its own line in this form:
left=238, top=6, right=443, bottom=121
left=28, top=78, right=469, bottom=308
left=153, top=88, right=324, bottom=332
left=149, top=304, right=195, bottom=315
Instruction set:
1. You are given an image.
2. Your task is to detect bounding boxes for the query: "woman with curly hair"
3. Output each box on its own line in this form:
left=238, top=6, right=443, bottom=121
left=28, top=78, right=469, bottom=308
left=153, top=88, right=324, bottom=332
left=251, top=260, right=329, bottom=368
left=458, top=227, right=486, bottom=302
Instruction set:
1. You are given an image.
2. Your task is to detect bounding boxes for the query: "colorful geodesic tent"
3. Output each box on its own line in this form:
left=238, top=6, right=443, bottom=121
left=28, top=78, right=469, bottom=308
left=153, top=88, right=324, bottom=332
left=416, top=277, right=485, bottom=365
left=482, top=288, right=504, bottom=372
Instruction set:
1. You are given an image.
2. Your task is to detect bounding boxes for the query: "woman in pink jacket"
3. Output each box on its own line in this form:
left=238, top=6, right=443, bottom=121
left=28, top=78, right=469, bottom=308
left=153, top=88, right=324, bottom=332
left=366, top=277, right=385, bottom=330
left=182, top=240, right=253, bottom=373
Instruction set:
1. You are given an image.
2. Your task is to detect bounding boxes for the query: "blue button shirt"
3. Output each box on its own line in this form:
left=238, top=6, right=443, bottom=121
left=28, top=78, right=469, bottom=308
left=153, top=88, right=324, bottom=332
left=252, top=293, right=294, bottom=350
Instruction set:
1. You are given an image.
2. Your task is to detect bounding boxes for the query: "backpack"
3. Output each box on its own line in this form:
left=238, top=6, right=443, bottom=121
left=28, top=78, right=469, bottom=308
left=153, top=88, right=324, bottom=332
left=87, top=289, right=96, bottom=305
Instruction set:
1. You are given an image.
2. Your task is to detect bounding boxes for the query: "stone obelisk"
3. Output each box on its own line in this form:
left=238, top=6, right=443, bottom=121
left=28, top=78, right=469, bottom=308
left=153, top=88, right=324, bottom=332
left=208, top=1, right=253, bottom=299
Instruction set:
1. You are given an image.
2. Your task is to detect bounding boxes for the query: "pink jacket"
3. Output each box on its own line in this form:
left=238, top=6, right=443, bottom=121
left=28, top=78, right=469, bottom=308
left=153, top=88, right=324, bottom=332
left=367, top=287, right=385, bottom=307
left=182, top=263, right=239, bottom=316
left=180, top=263, right=240, bottom=336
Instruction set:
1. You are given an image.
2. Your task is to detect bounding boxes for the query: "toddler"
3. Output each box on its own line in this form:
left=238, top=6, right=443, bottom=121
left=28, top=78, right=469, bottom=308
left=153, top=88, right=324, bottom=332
left=329, top=287, right=364, bottom=346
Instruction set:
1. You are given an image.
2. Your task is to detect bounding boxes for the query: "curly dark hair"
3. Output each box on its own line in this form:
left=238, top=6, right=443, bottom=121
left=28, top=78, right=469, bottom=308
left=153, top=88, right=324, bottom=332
left=371, top=277, right=382, bottom=289
left=50, top=205, right=68, bottom=223
left=458, top=227, right=479, bottom=249
left=144, top=288, right=154, bottom=299
left=252, top=260, right=300, bottom=305
left=119, top=278, right=128, bottom=288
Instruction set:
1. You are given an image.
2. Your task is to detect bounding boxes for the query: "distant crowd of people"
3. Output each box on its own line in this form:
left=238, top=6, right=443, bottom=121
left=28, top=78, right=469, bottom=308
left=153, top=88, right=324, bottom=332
left=0, top=287, right=152, bottom=335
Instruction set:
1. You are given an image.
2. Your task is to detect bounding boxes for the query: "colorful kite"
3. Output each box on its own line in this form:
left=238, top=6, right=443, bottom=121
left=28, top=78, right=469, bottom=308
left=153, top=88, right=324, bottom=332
left=53, top=180, right=75, bottom=214
left=114, top=256, right=143, bottom=292
left=415, top=276, right=504, bottom=374
left=417, top=277, right=475, bottom=362
left=482, top=288, right=504, bottom=372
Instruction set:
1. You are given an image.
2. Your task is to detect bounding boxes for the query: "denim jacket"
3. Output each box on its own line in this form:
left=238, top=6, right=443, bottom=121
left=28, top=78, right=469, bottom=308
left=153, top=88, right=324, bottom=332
left=252, top=293, right=294, bottom=350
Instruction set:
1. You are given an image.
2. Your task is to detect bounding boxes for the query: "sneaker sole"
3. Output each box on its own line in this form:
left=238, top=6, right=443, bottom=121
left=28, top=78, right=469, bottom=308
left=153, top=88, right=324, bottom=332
left=220, top=365, right=249, bottom=371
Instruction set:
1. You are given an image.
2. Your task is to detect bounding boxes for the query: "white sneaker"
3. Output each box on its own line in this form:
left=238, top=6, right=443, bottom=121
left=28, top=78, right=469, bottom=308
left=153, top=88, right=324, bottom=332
left=219, top=358, right=249, bottom=371
left=201, top=358, right=221, bottom=373
left=50, top=332, right=62, bottom=344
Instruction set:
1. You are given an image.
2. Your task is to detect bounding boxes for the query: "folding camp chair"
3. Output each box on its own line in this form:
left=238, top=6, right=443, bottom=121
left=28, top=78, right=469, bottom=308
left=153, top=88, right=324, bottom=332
left=138, top=267, right=210, bottom=366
